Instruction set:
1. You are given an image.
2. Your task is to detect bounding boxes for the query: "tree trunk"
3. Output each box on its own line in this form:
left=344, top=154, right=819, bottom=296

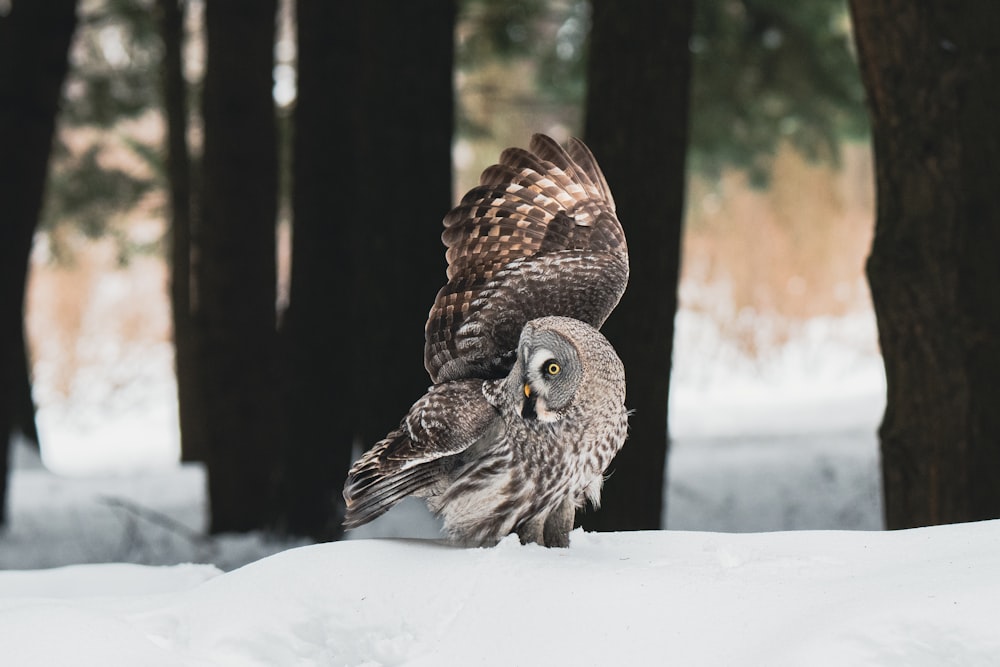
left=13, top=331, right=40, bottom=448
left=278, top=0, right=361, bottom=540
left=278, top=0, right=455, bottom=540
left=353, top=2, right=456, bottom=449
left=0, top=0, right=78, bottom=522
left=581, top=0, right=693, bottom=532
left=155, top=0, right=207, bottom=464
left=199, top=0, right=283, bottom=533
left=849, top=1, right=1000, bottom=528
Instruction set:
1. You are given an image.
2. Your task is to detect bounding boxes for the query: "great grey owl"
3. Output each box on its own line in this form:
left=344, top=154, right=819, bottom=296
left=342, top=134, right=629, bottom=548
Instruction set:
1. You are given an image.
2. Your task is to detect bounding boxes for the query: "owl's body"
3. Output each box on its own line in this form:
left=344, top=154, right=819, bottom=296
left=343, top=135, right=629, bottom=548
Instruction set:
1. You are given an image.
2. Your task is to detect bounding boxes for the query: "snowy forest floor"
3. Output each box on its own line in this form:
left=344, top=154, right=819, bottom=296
left=9, top=307, right=1000, bottom=667
left=2, top=308, right=886, bottom=571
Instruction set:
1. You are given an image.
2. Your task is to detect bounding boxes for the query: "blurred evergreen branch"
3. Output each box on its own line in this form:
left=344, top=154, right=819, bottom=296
left=689, top=0, right=867, bottom=186
left=65, top=0, right=161, bottom=128
left=457, top=0, right=867, bottom=186
left=50, top=0, right=869, bottom=263
left=44, top=0, right=163, bottom=265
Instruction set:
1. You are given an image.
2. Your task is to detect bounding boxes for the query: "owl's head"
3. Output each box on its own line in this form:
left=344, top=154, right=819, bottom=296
left=512, top=316, right=625, bottom=422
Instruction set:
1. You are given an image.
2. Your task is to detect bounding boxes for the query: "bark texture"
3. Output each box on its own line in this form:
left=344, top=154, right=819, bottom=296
left=279, top=0, right=361, bottom=540
left=156, top=0, right=207, bottom=464
left=279, top=0, right=455, bottom=539
left=581, top=0, right=694, bottom=531
left=0, top=0, right=78, bottom=522
left=849, top=0, right=1000, bottom=528
left=199, top=0, right=283, bottom=533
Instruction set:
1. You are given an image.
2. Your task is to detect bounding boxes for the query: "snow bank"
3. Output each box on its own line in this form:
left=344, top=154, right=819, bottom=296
left=2, top=521, right=998, bottom=666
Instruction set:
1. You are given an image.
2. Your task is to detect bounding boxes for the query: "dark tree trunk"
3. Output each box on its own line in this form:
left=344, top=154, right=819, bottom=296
left=155, top=0, right=207, bottom=464
left=849, top=1, right=1000, bottom=528
left=580, top=0, right=693, bottom=532
left=0, top=0, right=78, bottom=522
left=199, top=0, right=283, bottom=533
left=13, top=331, right=39, bottom=448
left=278, top=0, right=362, bottom=540
left=278, top=0, right=455, bottom=540
left=353, top=2, right=456, bottom=449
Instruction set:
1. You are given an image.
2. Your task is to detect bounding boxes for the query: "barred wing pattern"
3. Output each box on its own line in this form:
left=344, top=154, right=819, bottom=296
left=342, top=379, right=499, bottom=529
left=344, top=135, right=630, bottom=544
left=424, top=134, right=628, bottom=384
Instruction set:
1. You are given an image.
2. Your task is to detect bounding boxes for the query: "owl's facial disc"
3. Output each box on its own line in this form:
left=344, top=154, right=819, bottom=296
left=520, top=346, right=564, bottom=422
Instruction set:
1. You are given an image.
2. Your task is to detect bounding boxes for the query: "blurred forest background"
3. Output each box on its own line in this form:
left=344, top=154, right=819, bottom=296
left=2, top=0, right=997, bottom=549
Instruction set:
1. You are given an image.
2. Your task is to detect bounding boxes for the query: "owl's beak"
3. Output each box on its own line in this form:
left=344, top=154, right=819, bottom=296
left=521, top=383, right=538, bottom=420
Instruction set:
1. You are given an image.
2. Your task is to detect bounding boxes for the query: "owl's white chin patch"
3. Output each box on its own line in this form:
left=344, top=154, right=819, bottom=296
left=534, top=397, right=561, bottom=422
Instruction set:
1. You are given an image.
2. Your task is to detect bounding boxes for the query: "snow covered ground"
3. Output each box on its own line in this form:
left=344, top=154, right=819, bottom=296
left=14, top=306, right=987, bottom=666
left=2, top=522, right=998, bottom=666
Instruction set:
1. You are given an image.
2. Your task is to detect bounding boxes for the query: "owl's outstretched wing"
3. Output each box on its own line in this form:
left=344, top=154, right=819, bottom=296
left=342, top=380, right=499, bottom=528
left=424, top=134, right=628, bottom=384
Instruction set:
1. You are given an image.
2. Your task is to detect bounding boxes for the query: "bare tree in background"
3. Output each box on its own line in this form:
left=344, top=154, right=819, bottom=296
left=278, top=0, right=361, bottom=540
left=0, top=0, right=78, bottom=522
left=155, top=0, right=207, bottom=464
left=199, top=0, right=284, bottom=533
left=279, top=0, right=456, bottom=539
left=581, top=0, right=694, bottom=532
left=849, top=0, right=1000, bottom=528
left=352, top=1, right=457, bottom=455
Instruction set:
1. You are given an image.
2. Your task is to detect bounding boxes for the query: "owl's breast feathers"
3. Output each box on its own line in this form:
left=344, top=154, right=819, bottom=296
left=495, top=384, right=628, bottom=491
left=343, top=372, right=627, bottom=541
left=430, top=387, right=628, bottom=544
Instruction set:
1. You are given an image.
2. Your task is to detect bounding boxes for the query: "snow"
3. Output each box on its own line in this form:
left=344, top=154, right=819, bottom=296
left=669, top=308, right=886, bottom=439
left=9, top=295, right=993, bottom=665
left=2, top=522, right=999, bottom=666
left=665, top=308, right=885, bottom=533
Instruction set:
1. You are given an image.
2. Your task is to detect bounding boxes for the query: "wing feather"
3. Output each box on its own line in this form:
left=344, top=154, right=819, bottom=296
left=342, top=380, right=499, bottom=529
left=425, top=134, right=627, bottom=383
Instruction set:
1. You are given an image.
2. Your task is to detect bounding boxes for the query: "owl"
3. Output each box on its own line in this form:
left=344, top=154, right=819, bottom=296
left=342, top=134, right=629, bottom=547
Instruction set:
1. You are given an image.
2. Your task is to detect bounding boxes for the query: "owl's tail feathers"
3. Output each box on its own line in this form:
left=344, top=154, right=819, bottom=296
left=342, top=454, right=438, bottom=530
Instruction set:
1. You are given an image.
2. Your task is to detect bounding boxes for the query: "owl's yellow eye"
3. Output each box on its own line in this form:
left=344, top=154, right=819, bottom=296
left=545, top=361, right=561, bottom=376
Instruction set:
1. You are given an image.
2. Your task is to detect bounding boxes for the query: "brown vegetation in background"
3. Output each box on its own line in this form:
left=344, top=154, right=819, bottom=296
left=26, top=232, right=171, bottom=403
left=682, top=142, right=875, bottom=355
